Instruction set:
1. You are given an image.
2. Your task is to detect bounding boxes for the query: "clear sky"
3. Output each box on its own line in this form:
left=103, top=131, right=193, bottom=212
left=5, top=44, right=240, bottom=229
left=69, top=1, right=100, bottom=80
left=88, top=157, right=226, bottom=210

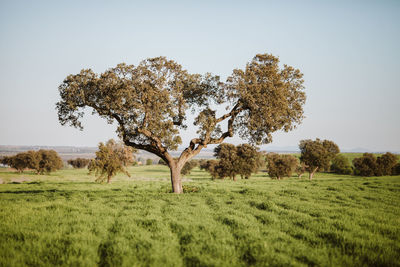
left=0, top=0, right=399, bottom=152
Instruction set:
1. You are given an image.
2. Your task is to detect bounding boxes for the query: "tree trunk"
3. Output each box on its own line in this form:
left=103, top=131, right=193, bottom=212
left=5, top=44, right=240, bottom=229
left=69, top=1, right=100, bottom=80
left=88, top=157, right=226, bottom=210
left=107, top=175, right=111, bottom=184
left=309, top=167, right=318, bottom=180
left=170, top=164, right=183, bottom=194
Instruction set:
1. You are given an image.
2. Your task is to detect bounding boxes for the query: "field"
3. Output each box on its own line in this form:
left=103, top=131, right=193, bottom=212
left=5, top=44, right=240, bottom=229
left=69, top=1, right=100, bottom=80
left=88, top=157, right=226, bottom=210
left=0, top=165, right=400, bottom=266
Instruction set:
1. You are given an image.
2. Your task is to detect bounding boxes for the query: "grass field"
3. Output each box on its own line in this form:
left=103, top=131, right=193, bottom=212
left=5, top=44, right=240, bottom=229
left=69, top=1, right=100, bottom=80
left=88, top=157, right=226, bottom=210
left=0, top=164, right=400, bottom=266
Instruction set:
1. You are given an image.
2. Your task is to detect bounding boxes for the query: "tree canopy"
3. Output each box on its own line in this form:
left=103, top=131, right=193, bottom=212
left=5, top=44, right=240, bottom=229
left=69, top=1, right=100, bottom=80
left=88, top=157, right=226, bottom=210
left=88, top=139, right=136, bottom=183
left=299, top=138, right=340, bottom=179
left=57, top=53, right=306, bottom=193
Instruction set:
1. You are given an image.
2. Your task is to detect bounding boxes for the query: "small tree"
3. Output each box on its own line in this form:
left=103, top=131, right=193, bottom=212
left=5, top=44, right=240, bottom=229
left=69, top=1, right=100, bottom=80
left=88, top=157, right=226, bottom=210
left=68, top=158, right=90, bottom=168
left=200, top=159, right=220, bottom=180
left=34, top=150, right=64, bottom=174
left=89, top=139, right=135, bottom=183
left=299, top=138, right=340, bottom=180
left=181, top=160, right=199, bottom=176
left=353, top=153, right=378, bottom=177
left=235, top=144, right=263, bottom=179
left=214, top=143, right=239, bottom=180
left=146, top=159, right=153, bottom=166
left=330, top=154, right=352, bottom=175
left=393, top=163, right=400, bottom=175
left=56, top=54, right=306, bottom=193
left=266, top=153, right=298, bottom=180
left=376, top=152, right=398, bottom=176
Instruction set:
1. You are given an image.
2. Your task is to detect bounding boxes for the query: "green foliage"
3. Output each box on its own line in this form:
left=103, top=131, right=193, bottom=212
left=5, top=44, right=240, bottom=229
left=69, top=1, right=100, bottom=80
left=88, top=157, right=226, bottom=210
left=266, top=153, right=298, bottom=179
left=146, top=159, right=153, bottom=166
left=299, top=138, right=340, bottom=177
left=376, top=152, right=398, bottom=176
left=158, top=159, right=167, bottom=165
left=67, top=158, right=90, bottom=169
left=353, top=152, right=398, bottom=177
left=211, top=143, right=262, bottom=180
left=89, top=139, right=135, bottom=183
left=2, top=150, right=63, bottom=174
left=0, top=167, right=399, bottom=266
left=181, top=160, right=198, bottom=176
left=199, top=159, right=220, bottom=180
left=331, top=154, right=352, bottom=175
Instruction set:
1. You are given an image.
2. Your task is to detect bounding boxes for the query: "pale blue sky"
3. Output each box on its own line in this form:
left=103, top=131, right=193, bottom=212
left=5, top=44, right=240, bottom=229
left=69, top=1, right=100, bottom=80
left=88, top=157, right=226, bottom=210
left=0, top=0, right=399, bottom=151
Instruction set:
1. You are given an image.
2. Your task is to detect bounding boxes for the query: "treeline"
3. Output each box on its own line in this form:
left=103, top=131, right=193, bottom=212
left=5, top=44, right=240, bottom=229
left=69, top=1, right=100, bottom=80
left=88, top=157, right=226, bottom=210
left=1, top=150, right=63, bottom=174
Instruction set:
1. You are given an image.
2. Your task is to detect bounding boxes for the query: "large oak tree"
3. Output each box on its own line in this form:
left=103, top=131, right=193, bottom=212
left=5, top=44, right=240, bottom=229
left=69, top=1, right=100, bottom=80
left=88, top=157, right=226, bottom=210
left=56, top=54, right=306, bottom=193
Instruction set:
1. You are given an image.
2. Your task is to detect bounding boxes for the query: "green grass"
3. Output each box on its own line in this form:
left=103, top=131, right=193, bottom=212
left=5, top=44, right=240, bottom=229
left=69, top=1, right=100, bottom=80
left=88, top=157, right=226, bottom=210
left=0, top=166, right=400, bottom=266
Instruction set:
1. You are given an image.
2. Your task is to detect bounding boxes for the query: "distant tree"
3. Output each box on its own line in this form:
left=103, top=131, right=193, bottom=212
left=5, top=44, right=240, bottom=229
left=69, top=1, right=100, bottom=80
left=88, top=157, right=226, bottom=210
left=34, top=150, right=64, bottom=174
left=214, top=144, right=239, bottom=180
left=181, top=160, right=199, bottom=176
left=158, top=158, right=167, bottom=165
left=266, top=153, right=298, bottom=180
left=235, top=144, right=263, bottom=179
left=353, top=153, right=378, bottom=177
left=299, top=138, right=340, bottom=180
left=68, top=158, right=90, bottom=168
left=330, top=154, right=352, bottom=175
left=295, top=162, right=307, bottom=178
left=89, top=139, right=135, bottom=183
left=1, top=153, right=31, bottom=173
left=393, top=163, right=400, bottom=175
left=146, top=159, right=153, bottom=166
left=56, top=54, right=306, bottom=193
left=200, top=159, right=220, bottom=180
left=376, top=152, right=398, bottom=176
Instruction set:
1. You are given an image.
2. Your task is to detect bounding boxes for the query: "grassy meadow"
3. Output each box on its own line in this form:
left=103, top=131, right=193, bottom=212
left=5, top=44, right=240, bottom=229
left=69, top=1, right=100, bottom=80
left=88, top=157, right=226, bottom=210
left=0, top=163, right=400, bottom=266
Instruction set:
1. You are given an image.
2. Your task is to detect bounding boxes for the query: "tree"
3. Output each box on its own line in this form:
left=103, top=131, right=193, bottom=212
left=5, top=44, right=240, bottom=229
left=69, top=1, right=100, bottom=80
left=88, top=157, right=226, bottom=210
left=214, top=143, right=239, bottom=180
left=376, top=152, right=398, bottom=176
left=199, top=160, right=220, bottom=180
left=88, top=139, right=135, bottom=183
left=181, top=160, right=198, bottom=176
left=1, top=153, right=31, bottom=173
left=34, top=150, right=64, bottom=174
left=266, top=153, right=298, bottom=180
left=330, top=154, right=352, bottom=175
left=146, top=159, right=153, bottom=166
left=353, top=153, right=378, bottom=177
left=56, top=54, right=306, bottom=193
left=299, top=138, right=340, bottom=180
left=235, top=144, right=263, bottom=179
left=68, top=158, right=90, bottom=168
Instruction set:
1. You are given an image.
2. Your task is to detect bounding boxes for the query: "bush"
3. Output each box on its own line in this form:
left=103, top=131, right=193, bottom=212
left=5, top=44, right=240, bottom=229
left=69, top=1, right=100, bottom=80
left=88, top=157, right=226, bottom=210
left=181, top=160, right=198, bottom=176
left=146, top=159, right=153, bottom=165
left=158, top=159, right=167, bottom=165
left=353, top=152, right=399, bottom=177
left=1, top=150, right=63, bottom=174
left=393, top=163, right=400, bottom=175
left=266, top=153, right=298, bottom=180
left=330, top=154, right=352, bottom=175
left=67, top=158, right=90, bottom=168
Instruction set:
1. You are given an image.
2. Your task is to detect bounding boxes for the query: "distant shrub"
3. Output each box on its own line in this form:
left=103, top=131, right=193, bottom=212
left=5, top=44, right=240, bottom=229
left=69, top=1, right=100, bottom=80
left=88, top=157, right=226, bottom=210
left=89, top=139, right=135, bottom=183
left=146, top=159, right=153, bottom=166
left=158, top=159, right=167, bottom=165
left=353, top=153, right=377, bottom=176
left=181, top=160, right=199, bottom=176
left=1, top=150, right=63, bottom=174
left=353, top=152, right=398, bottom=177
left=266, top=153, right=298, bottom=180
left=376, top=152, right=398, bottom=176
left=67, top=158, right=90, bottom=168
left=330, top=154, right=352, bottom=175
left=200, top=160, right=220, bottom=180
left=393, top=163, right=400, bottom=175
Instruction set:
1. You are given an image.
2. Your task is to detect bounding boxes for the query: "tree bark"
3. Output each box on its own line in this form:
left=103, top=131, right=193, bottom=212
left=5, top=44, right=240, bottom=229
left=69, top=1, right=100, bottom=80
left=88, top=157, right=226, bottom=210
left=169, top=163, right=183, bottom=194
left=309, top=167, right=318, bottom=180
left=107, top=175, right=111, bottom=184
